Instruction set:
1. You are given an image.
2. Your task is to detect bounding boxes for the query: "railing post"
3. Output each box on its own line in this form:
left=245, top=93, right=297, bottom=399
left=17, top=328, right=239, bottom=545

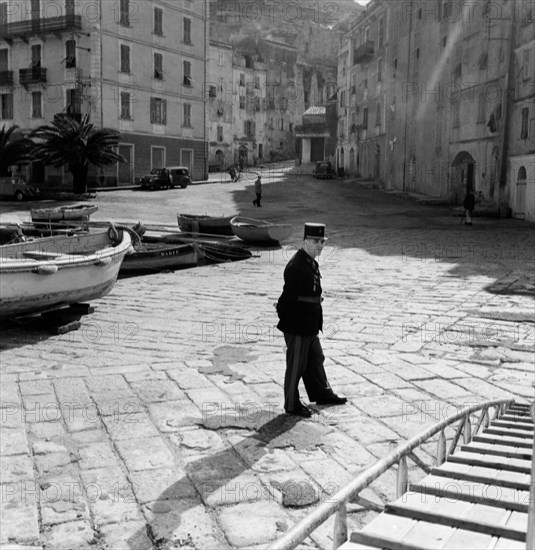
left=397, top=456, right=408, bottom=498
left=333, top=503, right=348, bottom=549
left=463, top=414, right=472, bottom=444
left=437, top=429, right=446, bottom=466
left=483, top=408, right=490, bottom=428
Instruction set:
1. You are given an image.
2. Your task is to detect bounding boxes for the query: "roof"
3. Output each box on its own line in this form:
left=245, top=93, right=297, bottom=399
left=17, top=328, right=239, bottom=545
left=303, top=106, right=326, bottom=116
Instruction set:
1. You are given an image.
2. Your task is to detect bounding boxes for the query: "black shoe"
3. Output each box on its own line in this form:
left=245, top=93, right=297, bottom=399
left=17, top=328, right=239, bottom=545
left=285, top=405, right=312, bottom=418
left=315, top=395, right=347, bottom=405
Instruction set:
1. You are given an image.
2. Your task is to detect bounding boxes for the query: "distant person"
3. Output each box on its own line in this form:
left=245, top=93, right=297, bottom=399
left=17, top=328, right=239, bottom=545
left=276, top=223, right=347, bottom=417
left=252, top=175, right=262, bottom=207
left=463, top=188, right=476, bottom=225
left=239, top=158, right=244, bottom=172
left=228, top=166, right=237, bottom=182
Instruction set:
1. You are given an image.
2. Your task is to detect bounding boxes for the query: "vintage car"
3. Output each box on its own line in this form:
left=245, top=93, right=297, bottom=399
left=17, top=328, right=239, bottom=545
left=140, top=167, right=191, bottom=190
left=312, top=161, right=335, bottom=180
left=0, top=176, right=40, bottom=201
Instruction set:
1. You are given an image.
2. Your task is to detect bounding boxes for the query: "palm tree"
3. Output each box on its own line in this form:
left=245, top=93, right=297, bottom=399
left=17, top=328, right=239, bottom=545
left=31, top=114, right=125, bottom=194
left=0, top=125, right=33, bottom=177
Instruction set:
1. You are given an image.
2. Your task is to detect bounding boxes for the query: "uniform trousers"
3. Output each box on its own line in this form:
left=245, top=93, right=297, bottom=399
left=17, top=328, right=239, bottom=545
left=283, top=333, right=334, bottom=411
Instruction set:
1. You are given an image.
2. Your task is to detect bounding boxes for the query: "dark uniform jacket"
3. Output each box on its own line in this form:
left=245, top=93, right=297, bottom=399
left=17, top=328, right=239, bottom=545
left=276, top=248, right=323, bottom=335
left=463, top=191, right=476, bottom=211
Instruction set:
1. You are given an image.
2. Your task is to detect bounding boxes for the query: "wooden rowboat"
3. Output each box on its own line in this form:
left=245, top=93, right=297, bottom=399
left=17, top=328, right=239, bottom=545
left=230, top=216, right=292, bottom=243
left=177, top=213, right=237, bottom=236
left=31, top=204, right=98, bottom=222
left=120, top=238, right=199, bottom=273
left=0, top=227, right=132, bottom=320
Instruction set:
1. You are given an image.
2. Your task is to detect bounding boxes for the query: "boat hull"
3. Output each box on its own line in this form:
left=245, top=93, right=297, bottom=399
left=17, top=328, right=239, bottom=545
left=31, top=204, right=98, bottom=222
left=0, top=229, right=131, bottom=320
left=121, top=242, right=198, bottom=272
left=230, top=216, right=292, bottom=243
left=177, top=213, right=236, bottom=236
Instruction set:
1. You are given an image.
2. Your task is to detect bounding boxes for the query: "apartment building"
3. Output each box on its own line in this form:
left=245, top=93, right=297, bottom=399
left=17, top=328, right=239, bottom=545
left=338, top=0, right=533, bottom=216
left=0, top=0, right=208, bottom=186
left=507, top=0, right=535, bottom=221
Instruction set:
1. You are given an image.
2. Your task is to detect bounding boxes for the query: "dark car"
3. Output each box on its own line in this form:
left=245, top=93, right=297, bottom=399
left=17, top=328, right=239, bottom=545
left=312, top=161, right=335, bottom=180
left=140, top=167, right=191, bottom=190
left=0, top=176, right=40, bottom=201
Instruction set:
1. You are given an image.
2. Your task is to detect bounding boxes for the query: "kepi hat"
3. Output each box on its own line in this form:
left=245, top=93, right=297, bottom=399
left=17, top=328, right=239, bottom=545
left=304, top=222, right=326, bottom=239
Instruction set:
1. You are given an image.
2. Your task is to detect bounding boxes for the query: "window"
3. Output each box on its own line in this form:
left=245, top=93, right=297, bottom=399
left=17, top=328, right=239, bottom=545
left=183, top=103, right=191, bottom=127
left=244, top=120, right=255, bottom=136
left=362, top=106, right=368, bottom=129
left=217, top=125, right=223, bottom=141
left=377, top=58, right=383, bottom=82
left=239, top=95, right=245, bottom=109
left=521, top=107, right=529, bottom=139
left=0, top=49, right=7, bottom=71
left=0, top=93, right=13, bottom=119
left=66, top=88, right=80, bottom=116
left=378, top=17, right=384, bottom=47
left=154, top=53, right=163, bottom=79
left=120, top=92, right=130, bottom=119
left=442, top=36, right=447, bottom=48
left=245, top=55, right=254, bottom=68
left=154, top=7, right=163, bottom=35
left=479, top=52, right=488, bottom=71
left=279, top=119, right=284, bottom=131
left=208, top=85, right=217, bottom=98
left=239, top=73, right=245, bottom=86
left=32, top=91, right=42, bottom=118
left=393, top=58, right=397, bottom=78
left=30, top=0, right=40, bottom=19
left=65, top=39, right=76, bottom=68
left=120, top=0, right=129, bottom=26
left=0, top=3, right=8, bottom=24
left=150, top=97, right=167, bottom=124
left=416, top=48, right=420, bottom=60
left=31, top=45, right=41, bottom=68
left=340, top=90, right=346, bottom=107
left=452, top=100, right=460, bottom=128
left=523, top=49, right=531, bottom=80
left=254, top=75, right=260, bottom=89
left=364, top=26, right=370, bottom=42
left=375, top=102, right=381, bottom=126
left=120, top=45, right=130, bottom=72
left=218, top=52, right=224, bottom=66
left=183, top=60, right=191, bottom=86
left=477, top=93, right=485, bottom=124
left=183, top=17, right=191, bottom=44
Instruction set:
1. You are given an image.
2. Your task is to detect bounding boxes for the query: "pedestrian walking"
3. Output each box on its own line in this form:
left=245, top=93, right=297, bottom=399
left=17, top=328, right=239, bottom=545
left=463, top=188, right=476, bottom=225
left=252, top=175, right=262, bottom=207
left=275, top=223, right=347, bottom=417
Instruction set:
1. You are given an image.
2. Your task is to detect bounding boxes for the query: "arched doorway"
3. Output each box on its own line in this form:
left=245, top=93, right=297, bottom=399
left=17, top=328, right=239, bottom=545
left=450, top=151, right=476, bottom=205
left=349, top=148, right=355, bottom=176
left=215, top=149, right=224, bottom=170
left=514, top=166, right=527, bottom=219
left=340, top=147, right=345, bottom=170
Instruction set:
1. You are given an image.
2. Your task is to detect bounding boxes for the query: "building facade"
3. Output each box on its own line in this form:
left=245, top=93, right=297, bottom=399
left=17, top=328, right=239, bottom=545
left=338, top=0, right=534, bottom=216
left=0, top=0, right=208, bottom=186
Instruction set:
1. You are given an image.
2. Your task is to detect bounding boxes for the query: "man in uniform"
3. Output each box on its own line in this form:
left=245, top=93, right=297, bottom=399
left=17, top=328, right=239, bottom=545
left=276, top=223, right=347, bottom=417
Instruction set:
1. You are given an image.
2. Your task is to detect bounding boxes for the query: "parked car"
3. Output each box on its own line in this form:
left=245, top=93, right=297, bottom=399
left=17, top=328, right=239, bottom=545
left=0, top=176, right=40, bottom=201
left=140, top=167, right=191, bottom=190
left=312, top=161, right=335, bottom=180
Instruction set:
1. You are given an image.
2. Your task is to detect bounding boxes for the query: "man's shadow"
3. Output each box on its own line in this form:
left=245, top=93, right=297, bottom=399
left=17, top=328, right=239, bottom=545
left=127, top=411, right=301, bottom=548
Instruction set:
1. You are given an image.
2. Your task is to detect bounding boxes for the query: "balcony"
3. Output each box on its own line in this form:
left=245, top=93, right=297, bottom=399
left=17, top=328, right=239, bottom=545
left=0, top=70, right=14, bottom=86
left=0, top=14, right=82, bottom=42
left=353, top=41, right=374, bottom=65
left=19, top=68, right=47, bottom=86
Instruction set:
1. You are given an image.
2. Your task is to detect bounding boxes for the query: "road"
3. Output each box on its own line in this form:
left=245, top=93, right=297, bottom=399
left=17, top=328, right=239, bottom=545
left=0, top=168, right=534, bottom=549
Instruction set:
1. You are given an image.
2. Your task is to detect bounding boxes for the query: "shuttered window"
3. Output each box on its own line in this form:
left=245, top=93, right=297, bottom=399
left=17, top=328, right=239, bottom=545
left=120, top=45, right=130, bottom=73
left=150, top=97, right=167, bottom=124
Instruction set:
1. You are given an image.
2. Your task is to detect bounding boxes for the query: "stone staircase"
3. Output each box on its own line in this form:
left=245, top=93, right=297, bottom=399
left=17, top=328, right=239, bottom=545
left=342, top=401, right=534, bottom=550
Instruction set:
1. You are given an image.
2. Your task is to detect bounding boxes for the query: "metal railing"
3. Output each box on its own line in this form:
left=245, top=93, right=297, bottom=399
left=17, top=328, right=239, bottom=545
left=268, top=398, right=519, bottom=550
left=527, top=385, right=535, bottom=550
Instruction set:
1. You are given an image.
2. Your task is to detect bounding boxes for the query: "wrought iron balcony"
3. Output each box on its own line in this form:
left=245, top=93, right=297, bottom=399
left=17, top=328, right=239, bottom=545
left=353, top=41, right=374, bottom=64
left=0, top=70, right=14, bottom=85
left=19, top=67, right=47, bottom=86
left=0, top=14, right=82, bottom=41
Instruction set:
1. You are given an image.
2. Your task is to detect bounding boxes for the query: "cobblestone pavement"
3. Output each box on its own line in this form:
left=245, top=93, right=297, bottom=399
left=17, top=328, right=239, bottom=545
left=1, top=168, right=534, bottom=549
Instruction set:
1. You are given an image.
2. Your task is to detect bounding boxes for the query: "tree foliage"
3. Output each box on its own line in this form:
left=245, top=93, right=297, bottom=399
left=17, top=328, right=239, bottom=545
left=0, top=125, right=33, bottom=176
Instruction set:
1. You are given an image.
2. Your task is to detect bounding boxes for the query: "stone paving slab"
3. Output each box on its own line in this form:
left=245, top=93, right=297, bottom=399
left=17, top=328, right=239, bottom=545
left=1, top=174, right=534, bottom=549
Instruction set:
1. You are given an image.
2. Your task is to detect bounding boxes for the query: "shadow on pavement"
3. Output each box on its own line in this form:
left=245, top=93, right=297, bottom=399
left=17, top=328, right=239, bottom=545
left=127, top=412, right=302, bottom=549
